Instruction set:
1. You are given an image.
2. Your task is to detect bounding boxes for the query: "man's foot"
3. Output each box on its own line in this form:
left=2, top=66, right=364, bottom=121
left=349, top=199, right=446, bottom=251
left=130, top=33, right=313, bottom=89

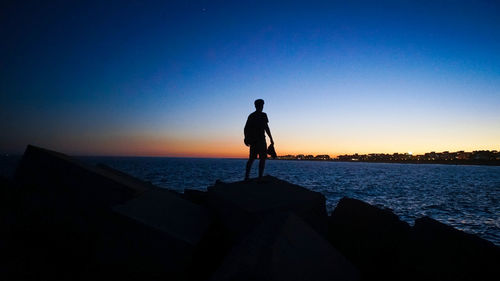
left=255, top=177, right=265, bottom=183
left=255, top=175, right=271, bottom=183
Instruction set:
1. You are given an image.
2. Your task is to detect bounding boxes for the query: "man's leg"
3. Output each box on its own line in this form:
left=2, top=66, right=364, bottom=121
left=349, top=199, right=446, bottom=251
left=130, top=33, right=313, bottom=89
left=258, top=158, right=266, bottom=178
left=246, top=145, right=256, bottom=180
left=245, top=158, right=254, bottom=180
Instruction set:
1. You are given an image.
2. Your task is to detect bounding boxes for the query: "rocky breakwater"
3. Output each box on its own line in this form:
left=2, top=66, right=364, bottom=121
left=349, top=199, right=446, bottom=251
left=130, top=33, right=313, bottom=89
left=1, top=145, right=499, bottom=281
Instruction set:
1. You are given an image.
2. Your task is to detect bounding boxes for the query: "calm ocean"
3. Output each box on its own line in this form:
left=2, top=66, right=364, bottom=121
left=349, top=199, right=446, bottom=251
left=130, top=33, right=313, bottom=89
left=2, top=156, right=499, bottom=245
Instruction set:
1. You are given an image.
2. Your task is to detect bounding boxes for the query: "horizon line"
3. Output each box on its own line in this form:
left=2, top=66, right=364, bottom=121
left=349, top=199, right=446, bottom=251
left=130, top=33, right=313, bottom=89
left=3, top=148, right=499, bottom=159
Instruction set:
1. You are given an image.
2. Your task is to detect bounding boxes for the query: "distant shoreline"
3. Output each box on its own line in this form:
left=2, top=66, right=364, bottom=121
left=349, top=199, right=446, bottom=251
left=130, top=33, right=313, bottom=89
left=272, top=158, right=500, bottom=166
left=2, top=154, right=500, bottom=166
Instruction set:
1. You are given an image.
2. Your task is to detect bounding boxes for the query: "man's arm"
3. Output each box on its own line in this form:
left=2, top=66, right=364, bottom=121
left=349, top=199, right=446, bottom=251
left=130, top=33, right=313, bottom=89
left=244, top=118, right=250, bottom=146
left=265, top=124, right=274, bottom=145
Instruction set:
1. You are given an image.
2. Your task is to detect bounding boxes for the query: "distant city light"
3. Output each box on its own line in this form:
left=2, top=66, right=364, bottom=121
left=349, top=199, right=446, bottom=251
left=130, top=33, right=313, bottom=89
left=275, top=150, right=500, bottom=162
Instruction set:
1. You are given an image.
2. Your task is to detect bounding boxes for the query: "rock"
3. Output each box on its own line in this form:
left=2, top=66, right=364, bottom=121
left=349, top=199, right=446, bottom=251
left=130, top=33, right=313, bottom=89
left=14, top=145, right=151, bottom=208
left=206, top=176, right=328, bottom=237
left=95, top=163, right=155, bottom=189
left=3, top=186, right=212, bottom=280
left=98, top=186, right=213, bottom=279
left=0, top=175, right=10, bottom=190
left=113, top=187, right=211, bottom=247
left=0, top=177, right=16, bottom=277
left=405, top=216, right=500, bottom=281
left=0, top=176, right=14, bottom=213
left=211, top=212, right=359, bottom=281
left=91, top=209, right=201, bottom=279
left=185, top=216, right=235, bottom=281
left=328, top=197, right=411, bottom=279
left=182, top=188, right=208, bottom=205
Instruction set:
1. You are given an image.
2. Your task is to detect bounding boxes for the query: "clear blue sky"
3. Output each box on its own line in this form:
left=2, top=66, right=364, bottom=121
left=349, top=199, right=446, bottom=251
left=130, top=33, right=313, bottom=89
left=1, top=0, right=499, bottom=156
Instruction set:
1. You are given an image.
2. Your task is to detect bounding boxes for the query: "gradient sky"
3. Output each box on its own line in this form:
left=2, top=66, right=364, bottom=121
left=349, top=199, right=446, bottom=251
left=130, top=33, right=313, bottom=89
left=1, top=0, right=499, bottom=157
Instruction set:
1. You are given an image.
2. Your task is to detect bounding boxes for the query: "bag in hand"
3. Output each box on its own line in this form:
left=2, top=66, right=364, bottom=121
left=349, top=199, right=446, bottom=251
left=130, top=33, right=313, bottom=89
left=267, top=144, right=277, bottom=159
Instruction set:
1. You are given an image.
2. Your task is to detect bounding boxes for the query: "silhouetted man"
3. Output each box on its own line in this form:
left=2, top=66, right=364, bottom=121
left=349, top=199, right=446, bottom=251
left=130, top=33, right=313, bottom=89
left=244, top=99, right=274, bottom=180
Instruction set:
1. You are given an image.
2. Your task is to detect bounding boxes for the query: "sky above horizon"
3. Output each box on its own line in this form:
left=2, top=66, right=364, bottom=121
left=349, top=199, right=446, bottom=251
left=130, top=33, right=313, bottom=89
left=1, top=0, right=499, bottom=157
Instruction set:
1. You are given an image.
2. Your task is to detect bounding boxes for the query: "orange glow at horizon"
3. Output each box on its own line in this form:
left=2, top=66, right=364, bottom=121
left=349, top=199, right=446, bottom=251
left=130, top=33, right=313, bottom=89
left=29, top=131, right=500, bottom=159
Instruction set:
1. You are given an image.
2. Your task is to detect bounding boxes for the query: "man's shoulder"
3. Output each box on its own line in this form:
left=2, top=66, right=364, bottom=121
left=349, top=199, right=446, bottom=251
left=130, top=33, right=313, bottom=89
left=248, top=111, right=268, bottom=122
left=248, top=111, right=264, bottom=117
left=253, top=111, right=267, bottom=116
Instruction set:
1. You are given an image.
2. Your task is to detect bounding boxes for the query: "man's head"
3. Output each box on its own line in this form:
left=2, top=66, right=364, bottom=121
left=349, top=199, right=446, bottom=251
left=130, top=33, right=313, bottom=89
left=254, top=99, right=264, bottom=112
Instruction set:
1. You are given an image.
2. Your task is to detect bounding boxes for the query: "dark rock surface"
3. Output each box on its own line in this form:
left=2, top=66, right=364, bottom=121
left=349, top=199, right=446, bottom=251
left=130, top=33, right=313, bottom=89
left=328, top=197, right=500, bottom=281
left=328, top=197, right=411, bottom=279
left=183, top=188, right=208, bottom=205
left=14, top=145, right=151, bottom=207
left=207, top=176, right=328, bottom=237
left=211, top=212, right=359, bottom=281
left=404, top=216, right=500, bottom=281
left=113, top=188, right=211, bottom=246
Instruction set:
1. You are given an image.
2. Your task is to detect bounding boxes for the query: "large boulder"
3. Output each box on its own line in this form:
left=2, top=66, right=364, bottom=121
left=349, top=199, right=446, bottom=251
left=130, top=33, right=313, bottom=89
left=3, top=187, right=212, bottom=280
left=206, top=176, right=328, bottom=237
left=0, top=177, right=18, bottom=278
left=405, top=216, right=500, bottom=281
left=182, top=188, right=208, bottom=205
left=14, top=145, right=151, bottom=207
left=328, top=197, right=411, bottom=279
left=91, top=207, right=207, bottom=280
left=4, top=205, right=201, bottom=280
left=113, top=187, right=211, bottom=248
left=211, top=212, right=359, bottom=281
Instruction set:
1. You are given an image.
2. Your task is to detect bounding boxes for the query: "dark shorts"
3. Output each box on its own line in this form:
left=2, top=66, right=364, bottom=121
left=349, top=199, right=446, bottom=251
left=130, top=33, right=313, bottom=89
left=249, top=140, right=267, bottom=160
